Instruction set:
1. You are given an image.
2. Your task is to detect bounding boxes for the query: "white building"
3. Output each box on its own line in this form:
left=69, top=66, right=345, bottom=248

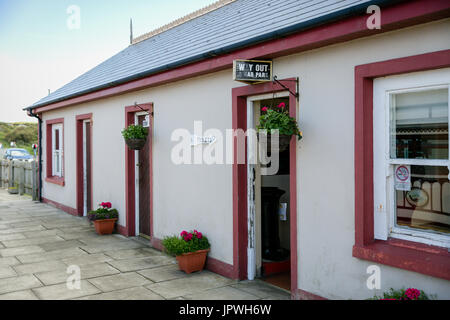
left=26, top=0, right=450, bottom=299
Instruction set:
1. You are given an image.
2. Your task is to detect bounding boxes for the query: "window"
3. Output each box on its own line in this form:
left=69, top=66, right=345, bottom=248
left=45, top=118, right=64, bottom=185
left=374, top=68, right=450, bottom=248
left=52, top=124, right=63, bottom=177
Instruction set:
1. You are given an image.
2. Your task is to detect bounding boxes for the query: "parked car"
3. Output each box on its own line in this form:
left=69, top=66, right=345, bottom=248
left=3, top=148, right=34, bottom=161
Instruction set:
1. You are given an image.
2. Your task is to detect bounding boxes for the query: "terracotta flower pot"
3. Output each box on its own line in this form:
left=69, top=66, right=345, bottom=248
left=176, top=249, right=210, bottom=274
left=93, top=218, right=117, bottom=235
left=125, top=138, right=147, bottom=150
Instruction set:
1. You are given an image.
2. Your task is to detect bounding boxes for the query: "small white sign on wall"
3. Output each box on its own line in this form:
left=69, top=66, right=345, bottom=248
left=190, top=135, right=216, bottom=146
left=142, top=115, right=150, bottom=128
left=394, top=165, right=411, bottom=191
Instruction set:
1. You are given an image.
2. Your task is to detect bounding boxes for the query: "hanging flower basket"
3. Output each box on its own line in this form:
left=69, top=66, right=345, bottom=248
left=124, top=138, right=147, bottom=150
left=122, top=125, right=148, bottom=150
left=257, top=132, right=292, bottom=153
left=257, top=102, right=302, bottom=153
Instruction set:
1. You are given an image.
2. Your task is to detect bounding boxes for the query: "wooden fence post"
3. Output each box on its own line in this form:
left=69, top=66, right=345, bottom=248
left=18, top=161, right=25, bottom=195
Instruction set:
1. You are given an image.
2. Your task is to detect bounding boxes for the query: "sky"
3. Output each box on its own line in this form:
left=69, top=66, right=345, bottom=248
left=0, top=0, right=216, bottom=123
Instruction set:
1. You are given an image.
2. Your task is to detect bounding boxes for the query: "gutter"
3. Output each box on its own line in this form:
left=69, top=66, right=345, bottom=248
left=27, top=108, right=42, bottom=202
left=27, top=0, right=403, bottom=110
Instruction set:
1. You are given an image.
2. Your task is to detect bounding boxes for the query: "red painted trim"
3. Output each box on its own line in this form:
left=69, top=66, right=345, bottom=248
left=45, top=177, right=65, bottom=186
left=353, top=49, right=450, bottom=279
left=116, top=224, right=129, bottom=237
left=42, top=197, right=77, bottom=216
left=205, top=256, right=235, bottom=279
left=295, top=289, right=328, bottom=300
left=124, top=103, right=153, bottom=237
left=76, top=113, right=93, bottom=217
left=232, top=78, right=299, bottom=297
left=151, top=237, right=163, bottom=251
left=45, top=118, right=65, bottom=186
left=33, top=0, right=450, bottom=114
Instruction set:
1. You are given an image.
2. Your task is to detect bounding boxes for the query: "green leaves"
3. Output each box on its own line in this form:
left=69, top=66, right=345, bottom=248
left=162, top=234, right=211, bottom=256
left=121, top=125, right=148, bottom=140
left=257, top=109, right=302, bottom=140
left=87, top=208, right=118, bottom=221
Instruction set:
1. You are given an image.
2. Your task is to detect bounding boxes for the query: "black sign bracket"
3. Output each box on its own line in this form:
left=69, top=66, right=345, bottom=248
left=273, top=76, right=299, bottom=101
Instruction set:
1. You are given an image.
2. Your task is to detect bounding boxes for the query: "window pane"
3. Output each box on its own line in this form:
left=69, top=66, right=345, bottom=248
left=396, top=165, right=450, bottom=234
left=390, top=88, right=448, bottom=159
left=55, top=129, right=60, bottom=150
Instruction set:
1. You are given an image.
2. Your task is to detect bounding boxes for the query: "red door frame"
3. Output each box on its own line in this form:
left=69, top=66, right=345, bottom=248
left=76, top=113, right=93, bottom=216
left=232, top=79, right=298, bottom=297
left=123, top=103, right=153, bottom=237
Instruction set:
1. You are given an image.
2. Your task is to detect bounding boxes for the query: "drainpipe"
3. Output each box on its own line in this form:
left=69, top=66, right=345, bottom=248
left=27, top=107, right=42, bottom=202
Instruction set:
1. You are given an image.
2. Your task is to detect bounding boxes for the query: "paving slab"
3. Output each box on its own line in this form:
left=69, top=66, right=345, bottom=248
left=0, top=256, right=20, bottom=267
left=32, top=280, right=101, bottom=300
left=145, top=271, right=235, bottom=299
left=107, top=255, right=175, bottom=272
left=80, top=241, right=144, bottom=254
left=35, top=263, right=120, bottom=286
left=0, top=290, right=39, bottom=300
left=88, top=272, right=153, bottom=292
left=0, top=274, right=42, bottom=295
left=1, top=235, right=65, bottom=248
left=0, top=266, right=17, bottom=279
left=0, top=245, right=45, bottom=257
left=76, top=286, right=164, bottom=300
left=38, top=239, right=84, bottom=252
left=138, top=264, right=187, bottom=282
left=230, top=280, right=291, bottom=299
left=62, top=253, right=113, bottom=266
left=0, top=233, right=27, bottom=241
left=22, top=229, right=59, bottom=238
left=0, top=225, right=45, bottom=235
left=104, top=247, right=163, bottom=260
left=184, top=286, right=260, bottom=300
left=16, top=247, right=87, bottom=264
left=13, top=260, right=67, bottom=275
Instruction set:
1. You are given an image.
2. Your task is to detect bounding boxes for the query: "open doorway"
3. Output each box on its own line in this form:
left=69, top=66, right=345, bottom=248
left=248, top=93, right=291, bottom=291
left=76, top=113, right=92, bottom=217
left=135, top=112, right=151, bottom=239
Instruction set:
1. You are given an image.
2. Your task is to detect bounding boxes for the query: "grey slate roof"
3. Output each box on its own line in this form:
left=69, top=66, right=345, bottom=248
left=31, top=0, right=379, bottom=108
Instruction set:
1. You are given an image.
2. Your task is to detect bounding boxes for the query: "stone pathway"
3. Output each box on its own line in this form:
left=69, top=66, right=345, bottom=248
left=0, top=190, right=290, bottom=300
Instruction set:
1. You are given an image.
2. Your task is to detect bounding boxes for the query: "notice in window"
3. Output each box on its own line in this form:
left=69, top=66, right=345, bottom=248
left=395, top=165, right=411, bottom=191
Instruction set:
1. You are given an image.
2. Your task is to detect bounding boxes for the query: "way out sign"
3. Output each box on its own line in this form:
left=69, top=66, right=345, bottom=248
left=233, top=59, right=272, bottom=84
left=395, top=165, right=411, bottom=191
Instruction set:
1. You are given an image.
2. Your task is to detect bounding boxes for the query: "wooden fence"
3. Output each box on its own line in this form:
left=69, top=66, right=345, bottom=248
left=0, top=159, right=38, bottom=200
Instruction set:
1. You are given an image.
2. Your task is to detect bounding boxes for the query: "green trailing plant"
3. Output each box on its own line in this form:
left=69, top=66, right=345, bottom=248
left=369, top=288, right=434, bottom=300
left=88, top=202, right=118, bottom=221
left=121, top=125, right=148, bottom=140
left=162, top=230, right=210, bottom=256
left=257, top=102, right=302, bottom=140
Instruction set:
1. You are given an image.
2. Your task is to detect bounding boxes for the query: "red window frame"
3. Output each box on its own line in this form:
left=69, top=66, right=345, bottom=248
left=45, top=118, right=65, bottom=186
left=353, top=49, right=450, bottom=280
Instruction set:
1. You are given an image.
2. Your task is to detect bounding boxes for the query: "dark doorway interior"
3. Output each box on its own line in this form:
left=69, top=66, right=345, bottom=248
left=138, top=114, right=151, bottom=237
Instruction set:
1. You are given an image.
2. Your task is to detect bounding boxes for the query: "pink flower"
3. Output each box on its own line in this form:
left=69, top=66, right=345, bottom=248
left=196, top=232, right=202, bottom=239
left=277, top=102, right=286, bottom=109
left=261, top=107, right=268, bottom=112
left=180, top=230, right=188, bottom=237
left=405, top=288, right=421, bottom=300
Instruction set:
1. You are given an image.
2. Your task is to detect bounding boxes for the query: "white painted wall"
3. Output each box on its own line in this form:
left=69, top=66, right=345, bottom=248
left=40, top=18, right=450, bottom=299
